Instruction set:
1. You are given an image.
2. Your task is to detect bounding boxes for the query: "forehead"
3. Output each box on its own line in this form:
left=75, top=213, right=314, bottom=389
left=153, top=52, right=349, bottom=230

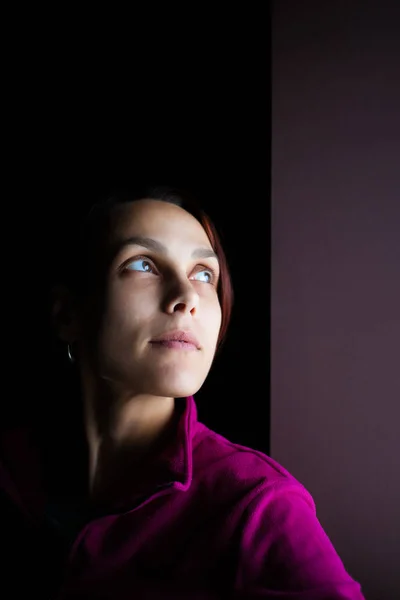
left=107, top=199, right=212, bottom=248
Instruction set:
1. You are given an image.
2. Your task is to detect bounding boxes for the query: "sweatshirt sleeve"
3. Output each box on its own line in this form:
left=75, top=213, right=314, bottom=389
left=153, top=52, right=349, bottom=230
left=232, top=483, right=366, bottom=599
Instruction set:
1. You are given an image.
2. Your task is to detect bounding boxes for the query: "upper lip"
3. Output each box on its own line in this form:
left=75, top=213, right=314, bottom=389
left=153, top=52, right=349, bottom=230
left=150, top=330, right=201, bottom=349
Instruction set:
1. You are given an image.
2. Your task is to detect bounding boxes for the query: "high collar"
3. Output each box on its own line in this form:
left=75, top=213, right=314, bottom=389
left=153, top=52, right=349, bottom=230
left=97, top=395, right=199, bottom=514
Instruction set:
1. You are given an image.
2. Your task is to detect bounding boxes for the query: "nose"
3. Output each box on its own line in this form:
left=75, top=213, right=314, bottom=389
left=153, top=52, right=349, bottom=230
left=163, top=276, right=199, bottom=316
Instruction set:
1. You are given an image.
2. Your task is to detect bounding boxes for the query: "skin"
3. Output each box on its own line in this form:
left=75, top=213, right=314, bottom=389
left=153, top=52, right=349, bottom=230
left=53, top=199, right=222, bottom=504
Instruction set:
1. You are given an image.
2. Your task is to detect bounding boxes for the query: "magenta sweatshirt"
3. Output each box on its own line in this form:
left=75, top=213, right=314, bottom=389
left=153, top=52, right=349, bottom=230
left=1, top=396, right=365, bottom=599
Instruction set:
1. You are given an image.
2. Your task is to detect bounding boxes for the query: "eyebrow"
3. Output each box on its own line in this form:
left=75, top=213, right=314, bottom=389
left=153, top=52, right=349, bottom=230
left=111, top=235, right=219, bottom=262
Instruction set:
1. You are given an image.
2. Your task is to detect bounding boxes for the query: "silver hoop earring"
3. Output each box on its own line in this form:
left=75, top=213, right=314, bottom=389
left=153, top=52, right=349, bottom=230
left=67, top=343, right=75, bottom=363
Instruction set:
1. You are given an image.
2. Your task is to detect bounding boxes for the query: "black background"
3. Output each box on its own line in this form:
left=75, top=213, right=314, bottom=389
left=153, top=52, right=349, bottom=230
left=6, top=7, right=271, bottom=455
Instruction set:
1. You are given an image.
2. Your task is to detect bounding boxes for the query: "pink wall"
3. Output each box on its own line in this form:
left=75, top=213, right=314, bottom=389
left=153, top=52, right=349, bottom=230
left=270, top=2, right=400, bottom=598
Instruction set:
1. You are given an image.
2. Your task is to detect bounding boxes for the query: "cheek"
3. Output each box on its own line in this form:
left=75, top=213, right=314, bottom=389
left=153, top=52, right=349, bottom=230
left=103, top=285, right=157, bottom=332
left=202, top=299, right=222, bottom=347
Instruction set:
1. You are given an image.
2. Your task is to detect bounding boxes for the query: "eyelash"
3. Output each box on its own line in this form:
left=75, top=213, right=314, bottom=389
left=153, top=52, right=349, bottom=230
left=121, top=255, right=218, bottom=285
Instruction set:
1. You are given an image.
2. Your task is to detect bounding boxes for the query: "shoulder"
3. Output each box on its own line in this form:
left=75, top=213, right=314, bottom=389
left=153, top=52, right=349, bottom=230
left=192, top=422, right=315, bottom=511
left=192, top=426, right=366, bottom=596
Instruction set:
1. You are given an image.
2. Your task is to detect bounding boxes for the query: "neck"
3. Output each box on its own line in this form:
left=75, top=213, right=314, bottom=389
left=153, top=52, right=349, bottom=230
left=82, top=383, right=177, bottom=504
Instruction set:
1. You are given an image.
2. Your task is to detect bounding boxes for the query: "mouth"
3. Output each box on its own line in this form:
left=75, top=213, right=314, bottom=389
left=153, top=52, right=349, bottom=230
left=150, top=330, right=200, bottom=351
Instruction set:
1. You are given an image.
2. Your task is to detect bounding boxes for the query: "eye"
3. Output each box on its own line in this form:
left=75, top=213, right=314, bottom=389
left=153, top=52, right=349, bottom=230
left=191, top=268, right=215, bottom=284
left=124, top=257, right=155, bottom=273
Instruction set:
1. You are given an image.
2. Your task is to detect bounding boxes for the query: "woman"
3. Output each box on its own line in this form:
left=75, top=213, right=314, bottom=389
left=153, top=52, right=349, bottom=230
left=0, top=185, right=365, bottom=598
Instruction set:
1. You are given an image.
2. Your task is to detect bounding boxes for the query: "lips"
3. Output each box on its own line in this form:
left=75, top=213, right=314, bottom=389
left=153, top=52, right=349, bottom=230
left=150, top=330, right=200, bottom=350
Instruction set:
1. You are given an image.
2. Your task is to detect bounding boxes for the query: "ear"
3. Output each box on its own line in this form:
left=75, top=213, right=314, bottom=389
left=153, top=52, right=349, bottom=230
left=51, top=285, right=80, bottom=343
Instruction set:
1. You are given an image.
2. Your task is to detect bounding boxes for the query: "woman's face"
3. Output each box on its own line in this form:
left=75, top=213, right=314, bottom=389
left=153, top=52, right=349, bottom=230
left=79, top=199, right=222, bottom=398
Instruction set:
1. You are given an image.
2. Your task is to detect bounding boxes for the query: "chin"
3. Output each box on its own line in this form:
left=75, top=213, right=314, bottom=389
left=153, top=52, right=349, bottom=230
left=154, top=380, right=203, bottom=399
left=148, top=370, right=207, bottom=399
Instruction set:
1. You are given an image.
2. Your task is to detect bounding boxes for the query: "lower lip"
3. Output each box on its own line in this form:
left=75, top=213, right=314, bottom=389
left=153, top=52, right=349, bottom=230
left=150, top=341, right=198, bottom=351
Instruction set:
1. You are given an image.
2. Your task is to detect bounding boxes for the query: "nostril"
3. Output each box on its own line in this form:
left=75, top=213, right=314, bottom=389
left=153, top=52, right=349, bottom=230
left=173, top=302, right=186, bottom=312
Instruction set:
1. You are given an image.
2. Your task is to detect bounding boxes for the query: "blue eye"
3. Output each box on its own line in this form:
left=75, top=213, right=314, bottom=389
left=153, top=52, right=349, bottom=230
left=125, top=258, right=154, bottom=272
left=193, top=269, right=213, bottom=283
